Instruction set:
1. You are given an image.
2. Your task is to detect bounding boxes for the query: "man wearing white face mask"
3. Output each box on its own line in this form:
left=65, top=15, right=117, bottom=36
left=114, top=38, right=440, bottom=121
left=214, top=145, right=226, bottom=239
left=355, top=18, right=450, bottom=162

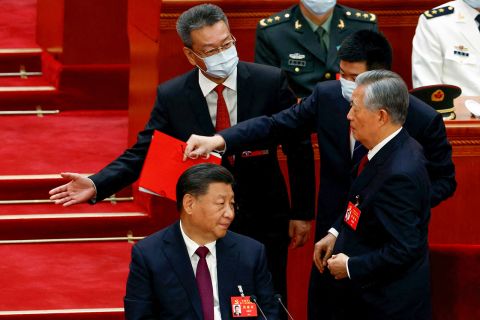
left=412, top=0, right=480, bottom=96
left=182, top=30, right=456, bottom=319
left=48, top=4, right=315, bottom=309
left=255, top=0, right=378, bottom=97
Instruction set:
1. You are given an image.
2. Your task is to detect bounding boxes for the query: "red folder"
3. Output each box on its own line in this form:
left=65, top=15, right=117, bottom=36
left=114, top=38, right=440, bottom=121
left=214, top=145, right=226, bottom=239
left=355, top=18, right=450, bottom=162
left=138, top=130, right=222, bottom=201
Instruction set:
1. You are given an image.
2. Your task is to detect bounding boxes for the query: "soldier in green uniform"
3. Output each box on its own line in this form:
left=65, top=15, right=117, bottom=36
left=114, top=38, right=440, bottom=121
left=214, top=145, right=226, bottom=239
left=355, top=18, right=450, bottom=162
left=255, top=0, right=378, bottom=97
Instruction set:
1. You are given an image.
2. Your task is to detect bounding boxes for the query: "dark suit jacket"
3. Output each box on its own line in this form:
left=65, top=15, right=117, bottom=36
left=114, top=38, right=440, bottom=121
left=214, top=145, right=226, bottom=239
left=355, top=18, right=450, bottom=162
left=221, top=80, right=455, bottom=240
left=124, top=221, right=279, bottom=320
left=331, top=129, right=431, bottom=319
left=90, top=61, right=315, bottom=224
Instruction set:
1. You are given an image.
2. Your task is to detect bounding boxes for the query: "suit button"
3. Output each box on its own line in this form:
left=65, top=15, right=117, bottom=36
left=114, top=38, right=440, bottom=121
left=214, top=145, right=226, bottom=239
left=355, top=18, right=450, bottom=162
left=295, top=67, right=300, bottom=73
left=325, top=72, right=331, bottom=79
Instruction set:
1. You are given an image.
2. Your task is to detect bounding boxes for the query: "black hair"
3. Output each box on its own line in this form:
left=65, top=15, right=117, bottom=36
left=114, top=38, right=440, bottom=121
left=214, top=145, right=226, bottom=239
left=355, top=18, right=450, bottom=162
left=176, top=163, right=234, bottom=212
left=337, top=30, right=392, bottom=70
left=176, top=4, right=229, bottom=48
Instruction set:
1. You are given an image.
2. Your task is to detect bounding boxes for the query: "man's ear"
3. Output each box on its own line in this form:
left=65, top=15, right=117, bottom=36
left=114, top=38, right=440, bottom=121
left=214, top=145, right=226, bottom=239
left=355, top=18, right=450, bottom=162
left=183, top=193, right=195, bottom=215
left=183, top=47, right=197, bottom=66
left=378, top=108, right=390, bottom=125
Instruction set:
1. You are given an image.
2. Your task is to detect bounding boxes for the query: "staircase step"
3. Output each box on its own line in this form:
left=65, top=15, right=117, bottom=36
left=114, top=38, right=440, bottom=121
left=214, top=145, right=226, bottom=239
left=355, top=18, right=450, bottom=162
left=0, top=48, right=42, bottom=73
left=0, top=174, right=132, bottom=201
left=0, top=110, right=128, bottom=176
left=0, top=75, right=57, bottom=108
left=0, top=201, right=159, bottom=240
left=0, top=240, right=130, bottom=320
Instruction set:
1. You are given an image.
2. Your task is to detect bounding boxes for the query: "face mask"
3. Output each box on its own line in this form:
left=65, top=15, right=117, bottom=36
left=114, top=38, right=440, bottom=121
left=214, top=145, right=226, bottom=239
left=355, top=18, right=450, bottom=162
left=301, top=0, right=336, bottom=15
left=463, top=0, right=480, bottom=9
left=340, top=77, right=357, bottom=102
left=197, top=45, right=239, bottom=79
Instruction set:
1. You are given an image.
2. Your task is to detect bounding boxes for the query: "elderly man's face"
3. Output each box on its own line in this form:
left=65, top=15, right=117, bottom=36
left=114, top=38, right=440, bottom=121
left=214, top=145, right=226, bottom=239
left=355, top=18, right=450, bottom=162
left=347, top=85, right=382, bottom=149
left=185, top=21, right=233, bottom=71
left=186, top=182, right=235, bottom=244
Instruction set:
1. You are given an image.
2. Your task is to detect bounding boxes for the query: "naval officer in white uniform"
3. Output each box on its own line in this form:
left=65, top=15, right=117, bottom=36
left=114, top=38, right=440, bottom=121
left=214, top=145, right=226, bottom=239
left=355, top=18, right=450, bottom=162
left=412, top=0, right=480, bottom=96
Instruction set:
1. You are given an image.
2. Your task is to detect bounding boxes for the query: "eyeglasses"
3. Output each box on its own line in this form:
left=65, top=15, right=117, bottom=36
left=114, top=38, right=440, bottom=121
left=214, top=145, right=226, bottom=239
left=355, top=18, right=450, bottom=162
left=192, top=35, right=237, bottom=58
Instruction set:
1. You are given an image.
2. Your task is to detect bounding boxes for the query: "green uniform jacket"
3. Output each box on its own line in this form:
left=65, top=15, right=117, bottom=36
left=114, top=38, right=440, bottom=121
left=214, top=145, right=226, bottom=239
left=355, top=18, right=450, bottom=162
left=255, top=4, right=378, bottom=97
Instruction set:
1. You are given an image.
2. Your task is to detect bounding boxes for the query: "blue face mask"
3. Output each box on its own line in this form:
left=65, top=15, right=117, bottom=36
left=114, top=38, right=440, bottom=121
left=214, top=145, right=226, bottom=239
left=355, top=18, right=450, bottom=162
left=340, top=77, right=357, bottom=102
left=197, top=45, right=239, bottom=79
left=301, top=0, right=336, bottom=15
left=463, top=0, right=480, bottom=9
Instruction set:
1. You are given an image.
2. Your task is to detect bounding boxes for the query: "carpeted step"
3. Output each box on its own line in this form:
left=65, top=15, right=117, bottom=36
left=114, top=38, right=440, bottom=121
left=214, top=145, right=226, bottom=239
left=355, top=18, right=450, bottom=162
left=0, top=174, right=132, bottom=201
left=0, top=200, right=161, bottom=240
left=0, top=75, right=57, bottom=109
left=0, top=240, right=132, bottom=320
left=0, top=48, right=42, bottom=74
left=0, top=110, right=128, bottom=176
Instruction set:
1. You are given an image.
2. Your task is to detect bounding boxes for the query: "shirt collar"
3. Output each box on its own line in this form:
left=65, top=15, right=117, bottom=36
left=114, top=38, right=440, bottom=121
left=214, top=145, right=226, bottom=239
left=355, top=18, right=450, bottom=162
left=198, top=67, right=237, bottom=97
left=367, top=127, right=403, bottom=160
left=301, top=10, right=333, bottom=34
left=179, top=220, right=217, bottom=259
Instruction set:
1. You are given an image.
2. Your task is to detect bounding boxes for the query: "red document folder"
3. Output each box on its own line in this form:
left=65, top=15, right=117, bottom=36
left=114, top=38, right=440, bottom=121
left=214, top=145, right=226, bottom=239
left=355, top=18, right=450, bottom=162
left=138, top=130, right=222, bottom=201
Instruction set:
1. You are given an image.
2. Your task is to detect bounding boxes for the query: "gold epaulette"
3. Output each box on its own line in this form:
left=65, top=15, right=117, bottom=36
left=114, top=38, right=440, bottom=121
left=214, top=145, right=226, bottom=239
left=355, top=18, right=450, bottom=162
left=258, top=10, right=292, bottom=28
left=344, top=8, right=376, bottom=23
left=423, top=6, right=454, bottom=19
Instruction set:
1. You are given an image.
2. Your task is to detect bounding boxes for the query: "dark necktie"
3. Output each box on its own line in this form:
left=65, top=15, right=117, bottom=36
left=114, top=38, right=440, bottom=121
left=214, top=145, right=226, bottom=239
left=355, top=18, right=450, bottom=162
left=316, top=27, right=328, bottom=59
left=214, top=84, right=230, bottom=132
left=195, top=246, right=214, bottom=320
left=352, top=139, right=368, bottom=165
left=476, top=15, right=480, bottom=33
left=357, top=154, right=369, bottom=176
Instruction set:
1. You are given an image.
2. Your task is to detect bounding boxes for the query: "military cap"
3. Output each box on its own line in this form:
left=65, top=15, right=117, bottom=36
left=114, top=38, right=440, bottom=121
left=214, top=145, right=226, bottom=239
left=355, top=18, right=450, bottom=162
left=410, top=84, right=462, bottom=120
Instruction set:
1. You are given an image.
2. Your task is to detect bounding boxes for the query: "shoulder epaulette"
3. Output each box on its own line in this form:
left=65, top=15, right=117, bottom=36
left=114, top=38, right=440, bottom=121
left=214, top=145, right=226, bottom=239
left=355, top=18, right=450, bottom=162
left=423, top=5, right=454, bottom=19
left=258, top=9, right=292, bottom=28
left=343, top=8, right=376, bottom=23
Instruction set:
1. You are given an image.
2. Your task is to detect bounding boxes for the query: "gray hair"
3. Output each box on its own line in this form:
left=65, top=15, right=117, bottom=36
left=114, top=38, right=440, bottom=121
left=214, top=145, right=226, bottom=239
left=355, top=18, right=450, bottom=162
left=176, top=4, right=229, bottom=48
left=355, top=70, right=409, bottom=125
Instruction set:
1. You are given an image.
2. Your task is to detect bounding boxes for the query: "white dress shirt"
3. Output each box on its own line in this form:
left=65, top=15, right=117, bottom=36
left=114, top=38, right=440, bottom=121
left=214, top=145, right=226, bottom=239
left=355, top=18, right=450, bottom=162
left=180, top=221, right=222, bottom=320
left=198, top=68, right=238, bottom=127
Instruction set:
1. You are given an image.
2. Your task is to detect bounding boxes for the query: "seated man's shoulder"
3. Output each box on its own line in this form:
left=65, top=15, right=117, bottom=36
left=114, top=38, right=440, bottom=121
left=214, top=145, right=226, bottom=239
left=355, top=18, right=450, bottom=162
left=225, top=230, right=264, bottom=251
left=157, top=69, right=195, bottom=94
left=257, top=6, right=294, bottom=31
left=133, top=224, right=173, bottom=251
left=338, top=4, right=377, bottom=25
left=421, top=2, right=456, bottom=20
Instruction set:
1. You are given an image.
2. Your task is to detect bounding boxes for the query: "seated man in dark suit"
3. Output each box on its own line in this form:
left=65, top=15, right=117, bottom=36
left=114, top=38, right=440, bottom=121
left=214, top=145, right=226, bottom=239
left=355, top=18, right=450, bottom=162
left=182, top=30, right=455, bottom=320
left=49, top=3, right=315, bottom=301
left=124, top=163, right=278, bottom=320
left=324, top=70, right=431, bottom=319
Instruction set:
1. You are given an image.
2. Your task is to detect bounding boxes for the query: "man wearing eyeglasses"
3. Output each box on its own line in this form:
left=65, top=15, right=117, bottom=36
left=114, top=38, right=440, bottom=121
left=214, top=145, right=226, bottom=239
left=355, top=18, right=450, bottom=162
left=49, top=3, right=315, bottom=306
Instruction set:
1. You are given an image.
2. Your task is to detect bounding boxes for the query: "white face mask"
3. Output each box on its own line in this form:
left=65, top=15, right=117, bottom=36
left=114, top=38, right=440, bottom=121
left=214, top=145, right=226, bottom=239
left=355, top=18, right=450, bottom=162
left=301, top=0, right=336, bottom=15
left=463, top=0, right=480, bottom=9
left=340, top=77, right=357, bottom=102
left=197, top=45, right=239, bottom=79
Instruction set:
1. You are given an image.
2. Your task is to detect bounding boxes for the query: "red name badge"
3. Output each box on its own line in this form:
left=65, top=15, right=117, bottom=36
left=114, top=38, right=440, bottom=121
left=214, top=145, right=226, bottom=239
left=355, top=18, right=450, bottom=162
left=231, top=296, right=258, bottom=318
left=344, top=201, right=361, bottom=230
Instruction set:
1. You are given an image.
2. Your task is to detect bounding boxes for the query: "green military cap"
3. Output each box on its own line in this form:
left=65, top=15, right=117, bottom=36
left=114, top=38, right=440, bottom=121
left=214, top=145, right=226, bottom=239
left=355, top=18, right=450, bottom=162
left=410, top=84, right=462, bottom=120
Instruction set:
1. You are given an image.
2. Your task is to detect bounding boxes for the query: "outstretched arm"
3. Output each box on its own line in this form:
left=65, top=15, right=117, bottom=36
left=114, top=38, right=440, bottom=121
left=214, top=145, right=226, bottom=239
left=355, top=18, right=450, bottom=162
left=49, top=172, right=96, bottom=206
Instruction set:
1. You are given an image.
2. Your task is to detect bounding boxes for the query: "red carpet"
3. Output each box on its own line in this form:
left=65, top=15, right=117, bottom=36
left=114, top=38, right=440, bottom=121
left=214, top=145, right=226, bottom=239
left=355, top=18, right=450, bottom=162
left=0, top=0, right=38, bottom=48
left=0, top=241, right=131, bottom=311
left=0, top=110, right=128, bottom=175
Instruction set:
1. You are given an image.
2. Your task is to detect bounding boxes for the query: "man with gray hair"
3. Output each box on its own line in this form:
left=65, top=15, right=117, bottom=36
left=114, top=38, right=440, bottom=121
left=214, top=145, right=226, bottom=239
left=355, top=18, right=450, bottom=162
left=321, top=70, right=432, bottom=319
left=48, top=3, right=315, bottom=305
